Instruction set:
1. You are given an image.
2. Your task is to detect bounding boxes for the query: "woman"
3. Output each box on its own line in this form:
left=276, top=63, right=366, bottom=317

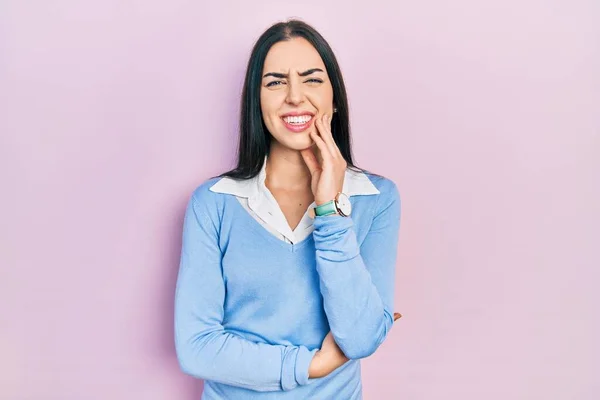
left=175, top=19, right=401, bottom=399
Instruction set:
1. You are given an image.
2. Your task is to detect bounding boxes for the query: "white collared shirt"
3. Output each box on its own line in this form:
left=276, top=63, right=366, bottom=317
left=209, top=158, right=380, bottom=244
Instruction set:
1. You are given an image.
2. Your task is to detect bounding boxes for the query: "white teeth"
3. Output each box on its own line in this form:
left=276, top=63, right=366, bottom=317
left=284, top=115, right=312, bottom=124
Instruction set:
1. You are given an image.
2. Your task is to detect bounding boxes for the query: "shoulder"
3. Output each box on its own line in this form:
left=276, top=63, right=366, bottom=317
left=188, top=177, right=228, bottom=211
left=362, top=172, right=400, bottom=204
left=190, top=177, right=222, bottom=199
left=358, top=172, right=401, bottom=223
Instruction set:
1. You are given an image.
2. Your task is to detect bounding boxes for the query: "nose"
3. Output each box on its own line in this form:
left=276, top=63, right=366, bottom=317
left=285, top=79, right=305, bottom=105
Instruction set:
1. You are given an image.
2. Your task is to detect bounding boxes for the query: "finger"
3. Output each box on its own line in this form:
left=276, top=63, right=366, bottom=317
left=393, top=312, right=402, bottom=321
left=309, top=129, right=333, bottom=163
left=314, top=115, right=337, bottom=157
left=300, top=147, right=321, bottom=176
left=315, top=114, right=340, bottom=158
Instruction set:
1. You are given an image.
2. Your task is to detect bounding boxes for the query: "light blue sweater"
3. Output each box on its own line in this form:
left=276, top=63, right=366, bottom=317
left=174, top=173, right=401, bottom=399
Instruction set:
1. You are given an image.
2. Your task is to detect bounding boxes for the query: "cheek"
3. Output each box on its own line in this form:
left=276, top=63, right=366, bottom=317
left=261, top=110, right=279, bottom=128
left=260, top=93, right=281, bottom=116
left=309, top=88, right=334, bottom=110
left=259, top=99, right=273, bottom=125
left=259, top=98, right=279, bottom=136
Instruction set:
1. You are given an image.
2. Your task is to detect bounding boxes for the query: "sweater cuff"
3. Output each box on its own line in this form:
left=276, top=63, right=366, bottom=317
left=281, top=346, right=317, bottom=391
left=295, top=346, right=319, bottom=386
left=313, top=215, right=353, bottom=233
left=312, top=216, right=359, bottom=261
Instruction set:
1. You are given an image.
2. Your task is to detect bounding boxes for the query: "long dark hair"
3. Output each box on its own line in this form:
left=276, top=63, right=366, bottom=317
left=220, top=19, right=363, bottom=180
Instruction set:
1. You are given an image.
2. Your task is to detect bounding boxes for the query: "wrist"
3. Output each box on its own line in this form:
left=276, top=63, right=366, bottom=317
left=315, top=197, right=335, bottom=207
left=315, top=188, right=343, bottom=206
left=314, top=192, right=352, bottom=218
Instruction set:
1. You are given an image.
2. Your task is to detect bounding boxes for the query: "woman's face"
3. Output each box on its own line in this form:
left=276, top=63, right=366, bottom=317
left=260, top=37, right=334, bottom=151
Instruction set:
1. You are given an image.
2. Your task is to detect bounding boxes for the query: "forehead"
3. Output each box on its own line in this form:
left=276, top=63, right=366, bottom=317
left=262, top=37, right=326, bottom=73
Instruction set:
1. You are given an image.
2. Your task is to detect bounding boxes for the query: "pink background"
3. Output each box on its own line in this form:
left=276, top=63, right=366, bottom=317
left=1, top=1, right=599, bottom=399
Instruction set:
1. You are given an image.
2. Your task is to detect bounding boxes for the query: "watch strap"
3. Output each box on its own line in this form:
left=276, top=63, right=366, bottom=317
left=314, top=200, right=337, bottom=216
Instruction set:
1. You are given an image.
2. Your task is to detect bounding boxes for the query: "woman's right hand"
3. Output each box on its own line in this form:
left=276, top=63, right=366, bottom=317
left=308, top=332, right=348, bottom=378
left=308, top=312, right=402, bottom=379
left=308, top=331, right=348, bottom=378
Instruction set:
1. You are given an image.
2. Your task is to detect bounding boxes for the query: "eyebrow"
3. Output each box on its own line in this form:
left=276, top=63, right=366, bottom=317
left=262, top=68, right=324, bottom=79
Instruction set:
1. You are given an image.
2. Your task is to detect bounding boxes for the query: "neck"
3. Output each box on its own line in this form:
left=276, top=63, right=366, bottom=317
left=265, top=142, right=313, bottom=191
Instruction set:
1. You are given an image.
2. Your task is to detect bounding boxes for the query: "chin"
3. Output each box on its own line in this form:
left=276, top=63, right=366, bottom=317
left=273, top=132, right=313, bottom=151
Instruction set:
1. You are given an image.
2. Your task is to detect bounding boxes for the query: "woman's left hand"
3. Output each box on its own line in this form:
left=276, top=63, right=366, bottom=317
left=300, top=114, right=347, bottom=206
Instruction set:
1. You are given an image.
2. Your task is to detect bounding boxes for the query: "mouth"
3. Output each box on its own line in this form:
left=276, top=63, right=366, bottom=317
left=281, top=113, right=314, bottom=133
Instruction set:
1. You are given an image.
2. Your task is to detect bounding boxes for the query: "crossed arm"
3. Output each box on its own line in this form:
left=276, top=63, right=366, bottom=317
left=174, top=180, right=401, bottom=391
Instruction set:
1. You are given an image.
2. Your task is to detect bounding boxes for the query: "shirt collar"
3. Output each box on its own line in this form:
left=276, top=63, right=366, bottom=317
left=210, top=157, right=380, bottom=198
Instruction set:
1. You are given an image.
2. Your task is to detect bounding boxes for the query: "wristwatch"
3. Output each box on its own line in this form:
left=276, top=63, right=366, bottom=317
left=314, top=192, right=352, bottom=217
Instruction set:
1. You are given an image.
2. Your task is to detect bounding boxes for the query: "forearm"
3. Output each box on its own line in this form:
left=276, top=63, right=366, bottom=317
left=313, top=216, right=394, bottom=359
left=320, top=268, right=392, bottom=360
left=312, top=180, right=401, bottom=360
left=175, top=319, right=316, bottom=392
left=176, top=192, right=318, bottom=392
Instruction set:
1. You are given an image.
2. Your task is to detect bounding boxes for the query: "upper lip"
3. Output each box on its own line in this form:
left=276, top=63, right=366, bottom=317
left=280, top=111, right=315, bottom=118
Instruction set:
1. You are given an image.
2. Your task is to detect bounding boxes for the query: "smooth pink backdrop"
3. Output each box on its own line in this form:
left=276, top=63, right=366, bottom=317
left=1, top=1, right=599, bottom=399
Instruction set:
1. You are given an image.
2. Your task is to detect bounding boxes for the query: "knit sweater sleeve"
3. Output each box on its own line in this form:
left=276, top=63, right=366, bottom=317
left=174, top=184, right=317, bottom=392
left=312, top=177, right=401, bottom=360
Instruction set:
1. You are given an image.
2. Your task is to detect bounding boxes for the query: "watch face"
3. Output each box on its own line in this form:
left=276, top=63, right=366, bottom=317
left=336, top=193, right=352, bottom=216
